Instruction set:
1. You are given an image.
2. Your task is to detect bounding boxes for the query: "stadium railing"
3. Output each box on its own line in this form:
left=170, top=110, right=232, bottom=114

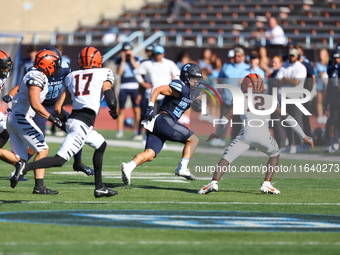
left=0, top=30, right=338, bottom=50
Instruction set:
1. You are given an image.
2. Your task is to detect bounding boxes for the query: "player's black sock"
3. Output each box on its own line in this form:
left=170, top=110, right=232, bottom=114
left=93, top=142, right=107, bottom=189
left=25, top=155, right=67, bottom=173
left=35, top=178, right=44, bottom=188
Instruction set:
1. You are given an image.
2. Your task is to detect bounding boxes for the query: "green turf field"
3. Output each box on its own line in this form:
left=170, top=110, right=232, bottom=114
left=0, top=130, right=339, bottom=255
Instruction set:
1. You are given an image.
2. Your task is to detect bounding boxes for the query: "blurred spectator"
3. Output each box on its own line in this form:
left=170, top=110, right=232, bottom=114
left=208, top=55, right=223, bottom=119
left=210, top=57, right=223, bottom=79
left=210, top=47, right=249, bottom=146
left=258, top=46, right=271, bottom=76
left=135, top=43, right=157, bottom=140
left=17, top=45, right=37, bottom=83
left=297, top=45, right=315, bottom=150
left=314, top=48, right=329, bottom=124
left=267, top=55, right=286, bottom=149
left=176, top=50, right=193, bottom=69
left=265, top=17, right=286, bottom=46
left=323, top=49, right=340, bottom=153
left=134, top=46, right=180, bottom=116
left=55, top=45, right=70, bottom=64
left=267, top=55, right=284, bottom=94
left=277, top=47, right=307, bottom=153
left=167, top=0, right=194, bottom=23
left=241, top=51, right=266, bottom=80
left=295, top=44, right=309, bottom=63
left=282, top=41, right=297, bottom=62
left=114, top=42, right=143, bottom=140
left=227, top=49, right=235, bottom=64
left=197, top=48, right=213, bottom=78
left=145, top=43, right=155, bottom=60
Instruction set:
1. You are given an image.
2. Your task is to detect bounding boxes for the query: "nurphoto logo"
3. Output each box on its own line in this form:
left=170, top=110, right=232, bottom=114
left=199, top=85, right=312, bottom=128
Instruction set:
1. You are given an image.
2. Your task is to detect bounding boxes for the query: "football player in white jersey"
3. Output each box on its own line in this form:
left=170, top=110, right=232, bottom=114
left=0, top=50, right=13, bottom=147
left=198, top=73, right=314, bottom=195
left=10, top=47, right=119, bottom=198
left=0, top=50, right=27, bottom=168
left=7, top=49, right=63, bottom=194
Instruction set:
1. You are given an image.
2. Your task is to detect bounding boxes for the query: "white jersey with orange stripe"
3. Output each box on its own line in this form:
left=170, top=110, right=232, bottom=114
left=64, top=68, right=114, bottom=115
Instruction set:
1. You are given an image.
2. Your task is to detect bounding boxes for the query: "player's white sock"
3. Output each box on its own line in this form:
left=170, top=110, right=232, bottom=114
left=211, top=180, right=218, bottom=184
left=126, top=161, right=137, bottom=171
left=178, top=158, right=189, bottom=169
left=263, top=181, right=271, bottom=185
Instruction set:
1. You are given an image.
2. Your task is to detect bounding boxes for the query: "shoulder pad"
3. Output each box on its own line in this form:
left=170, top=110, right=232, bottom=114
left=105, top=69, right=115, bottom=84
left=26, top=79, right=44, bottom=89
left=169, top=79, right=184, bottom=92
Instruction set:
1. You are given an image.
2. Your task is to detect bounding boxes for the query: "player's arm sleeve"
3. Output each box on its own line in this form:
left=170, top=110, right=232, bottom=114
left=103, top=81, right=117, bottom=112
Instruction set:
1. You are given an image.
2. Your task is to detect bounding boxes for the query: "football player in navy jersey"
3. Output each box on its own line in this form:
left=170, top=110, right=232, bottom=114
left=120, top=63, right=202, bottom=186
left=5, top=47, right=94, bottom=176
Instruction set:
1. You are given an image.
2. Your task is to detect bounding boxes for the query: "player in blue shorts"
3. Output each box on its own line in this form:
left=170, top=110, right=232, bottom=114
left=120, top=63, right=202, bottom=185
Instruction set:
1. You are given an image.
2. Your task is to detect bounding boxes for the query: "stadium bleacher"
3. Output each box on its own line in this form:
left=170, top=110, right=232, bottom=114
left=54, top=0, right=339, bottom=50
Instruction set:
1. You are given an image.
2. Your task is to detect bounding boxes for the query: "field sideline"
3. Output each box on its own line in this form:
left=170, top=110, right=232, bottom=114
left=0, top=130, right=339, bottom=255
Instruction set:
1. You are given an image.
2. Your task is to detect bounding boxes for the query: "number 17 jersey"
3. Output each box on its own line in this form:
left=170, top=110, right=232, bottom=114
left=64, top=68, right=115, bottom=115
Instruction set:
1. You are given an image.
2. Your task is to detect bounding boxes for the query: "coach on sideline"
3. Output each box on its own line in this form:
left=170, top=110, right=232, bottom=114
left=277, top=47, right=307, bottom=154
left=134, top=46, right=180, bottom=115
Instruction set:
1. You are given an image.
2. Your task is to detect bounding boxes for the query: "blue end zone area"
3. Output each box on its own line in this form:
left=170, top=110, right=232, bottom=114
left=1, top=210, right=340, bottom=232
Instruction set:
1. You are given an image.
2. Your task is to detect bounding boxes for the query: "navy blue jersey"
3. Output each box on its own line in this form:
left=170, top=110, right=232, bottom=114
left=325, top=63, right=340, bottom=106
left=43, top=62, right=71, bottom=106
left=114, top=56, right=142, bottom=84
left=160, top=79, right=191, bottom=120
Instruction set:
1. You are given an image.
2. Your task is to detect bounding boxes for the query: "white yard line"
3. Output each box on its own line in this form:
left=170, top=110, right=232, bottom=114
left=0, top=201, right=339, bottom=205
left=0, top=241, right=339, bottom=246
left=45, top=137, right=340, bottom=162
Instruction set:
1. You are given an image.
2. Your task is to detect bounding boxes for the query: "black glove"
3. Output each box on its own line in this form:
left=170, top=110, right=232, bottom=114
left=109, top=110, right=118, bottom=119
left=47, top=115, right=64, bottom=129
left=144, top=106, right=154, bottom=122
left=2, top=95, right=12, bottom=103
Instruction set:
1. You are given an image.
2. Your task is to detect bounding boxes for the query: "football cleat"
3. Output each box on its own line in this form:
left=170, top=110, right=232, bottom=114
left=94, top=186, right=118, bottom=198
left=33, top=186, right=58, bottom=195
left=260, top=182, right=280, bottom=194
left=121, top=162, right=132, bottom=186
left=9, top=170, right=29, bottom=181
left=10, top=160, right=26, bottom=188
left=175, top=168, right=196, bottom=181
left=73, top=162, right=94, bottom=176
left=197, top=181, right=218, bottom=194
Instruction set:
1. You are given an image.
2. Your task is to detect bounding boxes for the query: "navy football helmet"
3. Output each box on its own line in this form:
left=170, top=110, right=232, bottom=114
left=0, top=50, right=13, bottom=79
left=180, top=63, right=202, bottom=87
